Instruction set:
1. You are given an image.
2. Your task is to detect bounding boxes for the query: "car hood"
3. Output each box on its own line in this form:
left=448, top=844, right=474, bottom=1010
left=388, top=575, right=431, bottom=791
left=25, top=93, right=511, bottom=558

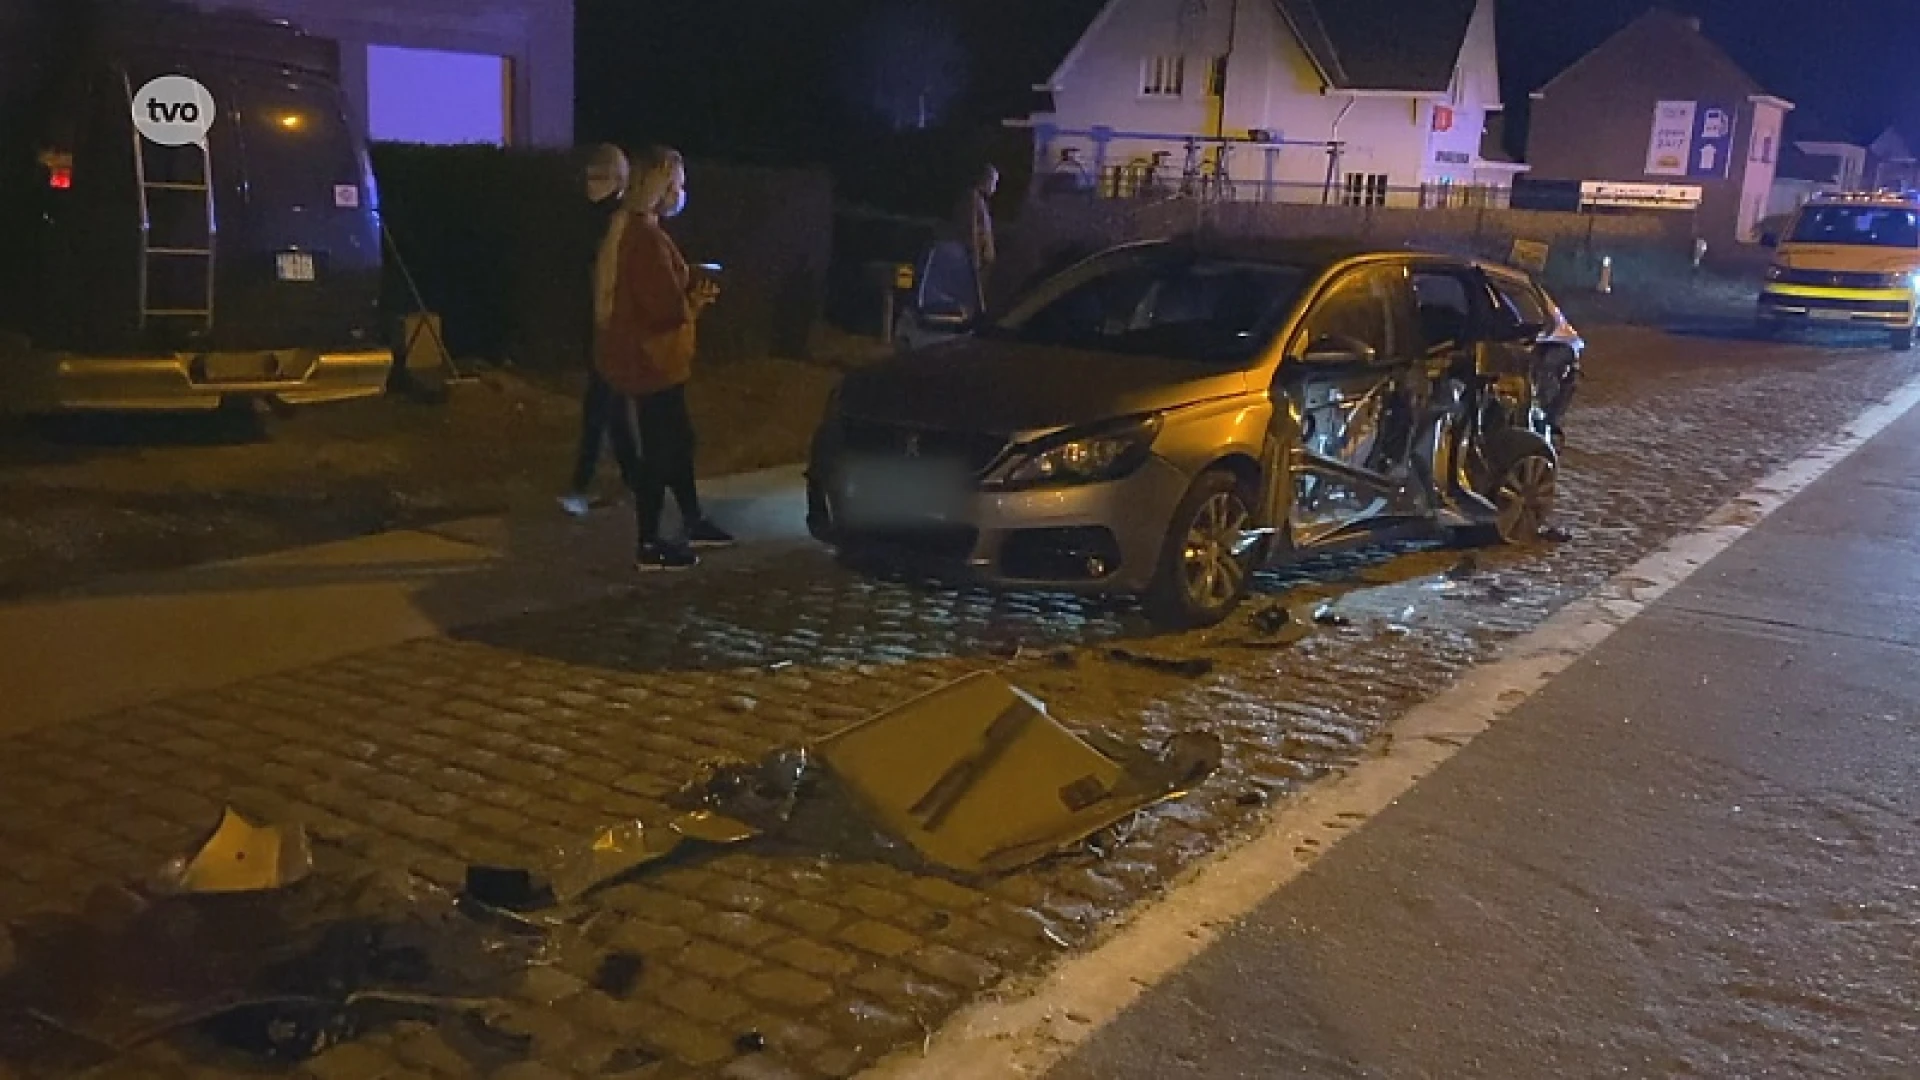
left=836, top=337, right=1254, bottom=437
left=1778, top=244, right=1920, bottom=273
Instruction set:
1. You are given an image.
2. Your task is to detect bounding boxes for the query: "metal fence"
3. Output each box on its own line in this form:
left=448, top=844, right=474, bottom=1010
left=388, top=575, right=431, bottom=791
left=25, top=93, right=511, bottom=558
left=1036, top=168, right=1514, bottom=211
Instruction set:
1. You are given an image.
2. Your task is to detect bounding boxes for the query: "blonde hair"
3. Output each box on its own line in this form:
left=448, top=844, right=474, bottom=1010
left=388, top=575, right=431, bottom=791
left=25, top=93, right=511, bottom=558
left=595, top=146, right=687, bottom=329
left=623, top=145, right=686, bottom=216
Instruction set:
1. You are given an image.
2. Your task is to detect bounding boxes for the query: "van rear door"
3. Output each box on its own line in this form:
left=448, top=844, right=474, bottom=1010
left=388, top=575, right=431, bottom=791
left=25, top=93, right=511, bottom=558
left=215, top=64, right=381, bottom=354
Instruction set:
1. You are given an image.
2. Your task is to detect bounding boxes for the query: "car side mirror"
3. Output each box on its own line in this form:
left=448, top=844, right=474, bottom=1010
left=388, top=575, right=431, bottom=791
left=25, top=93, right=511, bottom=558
left=1299, top=334, right=1376, bottom=366
left=1500, top=320, right=1545, bottom=343
left=1759, top=232, right=1779, bottom=249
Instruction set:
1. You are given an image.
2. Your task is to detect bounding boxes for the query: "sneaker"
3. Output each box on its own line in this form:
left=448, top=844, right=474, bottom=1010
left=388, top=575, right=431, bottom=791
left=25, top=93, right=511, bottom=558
left=558, top=493, right=592, bottom=518
left=636, top=542, right=699, bottom=572
left=684, top=518, right=737, bottom=550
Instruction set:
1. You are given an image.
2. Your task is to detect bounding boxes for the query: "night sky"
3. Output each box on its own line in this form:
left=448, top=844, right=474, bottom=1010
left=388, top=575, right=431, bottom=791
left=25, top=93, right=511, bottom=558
left=577, top=0, right=1920, bottom=179
left=1500, top=0, right=1920, bottom=140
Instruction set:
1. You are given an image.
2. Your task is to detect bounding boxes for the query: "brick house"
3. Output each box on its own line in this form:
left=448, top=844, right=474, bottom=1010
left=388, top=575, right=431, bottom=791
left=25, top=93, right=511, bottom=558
left=1526, top=10, right=1791, bottom=244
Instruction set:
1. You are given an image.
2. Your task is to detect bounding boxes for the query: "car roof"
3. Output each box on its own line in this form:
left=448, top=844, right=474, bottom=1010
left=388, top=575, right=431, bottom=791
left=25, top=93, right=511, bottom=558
left=1117, top=235, right=1472, bottom=274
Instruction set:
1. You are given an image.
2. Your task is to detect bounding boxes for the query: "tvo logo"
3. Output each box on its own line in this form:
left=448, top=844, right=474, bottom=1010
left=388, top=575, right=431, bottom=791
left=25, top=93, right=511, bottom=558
left=132, top=75, right=217, bottom=147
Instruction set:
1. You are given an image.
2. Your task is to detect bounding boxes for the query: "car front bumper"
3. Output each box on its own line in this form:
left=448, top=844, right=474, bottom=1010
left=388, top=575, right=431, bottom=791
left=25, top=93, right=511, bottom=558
left=1757, top=286, right=1916, bottom=327
left=807, top=450, right=1194, bottom=594
left=0, top=346, right=394, bottom=413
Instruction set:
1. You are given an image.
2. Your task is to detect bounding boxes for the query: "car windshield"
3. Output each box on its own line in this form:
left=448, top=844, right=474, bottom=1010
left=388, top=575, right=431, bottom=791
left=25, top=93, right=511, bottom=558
left=987, top=250, right=1310, bottom=364
left=1789, top=206, right=1920, bottom=248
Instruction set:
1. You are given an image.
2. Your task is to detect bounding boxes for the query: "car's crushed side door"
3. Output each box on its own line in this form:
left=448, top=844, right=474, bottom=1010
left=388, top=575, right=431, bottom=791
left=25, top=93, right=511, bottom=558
left=1275, top=264, right=1430, bottom=550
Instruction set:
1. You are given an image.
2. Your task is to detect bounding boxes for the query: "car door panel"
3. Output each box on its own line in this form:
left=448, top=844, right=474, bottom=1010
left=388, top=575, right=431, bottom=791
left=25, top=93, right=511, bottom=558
left=1272, top=264, right=1429, bottom=552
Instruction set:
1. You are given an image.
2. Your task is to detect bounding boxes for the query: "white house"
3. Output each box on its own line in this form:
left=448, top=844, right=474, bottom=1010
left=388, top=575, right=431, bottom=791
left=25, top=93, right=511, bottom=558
left=1020, top=0, right=1520, bottom=207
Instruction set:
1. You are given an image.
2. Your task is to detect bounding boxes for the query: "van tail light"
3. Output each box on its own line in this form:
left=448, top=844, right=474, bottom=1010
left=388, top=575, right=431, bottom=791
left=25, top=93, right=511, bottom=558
left=38, top=149, right=73, bottom=190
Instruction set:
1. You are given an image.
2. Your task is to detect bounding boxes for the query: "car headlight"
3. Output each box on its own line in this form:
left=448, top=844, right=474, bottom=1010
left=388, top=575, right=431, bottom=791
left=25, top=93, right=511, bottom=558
left=985, top=415, right=1163, bottom=490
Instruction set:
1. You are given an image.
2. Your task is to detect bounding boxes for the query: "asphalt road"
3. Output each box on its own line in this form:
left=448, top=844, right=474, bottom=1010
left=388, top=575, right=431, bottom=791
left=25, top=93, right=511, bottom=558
left=1050, top=381, right=1920, bottom=1077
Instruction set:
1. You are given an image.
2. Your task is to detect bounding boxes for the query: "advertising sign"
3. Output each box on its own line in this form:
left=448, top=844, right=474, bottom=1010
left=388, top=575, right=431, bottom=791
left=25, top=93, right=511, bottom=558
left=1581, top=180, right=1704, bottom=210
left=1646, top=100, right=1736, bottom=179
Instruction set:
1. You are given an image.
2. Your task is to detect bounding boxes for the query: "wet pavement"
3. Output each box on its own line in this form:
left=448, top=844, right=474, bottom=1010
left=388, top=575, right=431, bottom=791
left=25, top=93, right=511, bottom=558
left=0, top=325, right=1915, bottom=1078
left=1049, top=375, right=1920, bottom=1080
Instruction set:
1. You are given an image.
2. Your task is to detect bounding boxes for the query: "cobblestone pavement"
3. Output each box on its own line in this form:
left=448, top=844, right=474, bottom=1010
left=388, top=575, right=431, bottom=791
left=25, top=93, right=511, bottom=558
left=0, top=327, right=1915, bottom=1080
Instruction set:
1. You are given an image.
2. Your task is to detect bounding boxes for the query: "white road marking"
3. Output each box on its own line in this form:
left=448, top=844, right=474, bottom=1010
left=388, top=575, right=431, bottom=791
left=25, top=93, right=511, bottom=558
left=863, top=374, right=1920, bottom=1080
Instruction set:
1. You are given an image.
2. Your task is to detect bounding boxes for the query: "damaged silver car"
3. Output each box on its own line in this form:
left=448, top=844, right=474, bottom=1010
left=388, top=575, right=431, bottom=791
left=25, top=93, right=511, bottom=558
left=806, top=238, right=1567, bottom=627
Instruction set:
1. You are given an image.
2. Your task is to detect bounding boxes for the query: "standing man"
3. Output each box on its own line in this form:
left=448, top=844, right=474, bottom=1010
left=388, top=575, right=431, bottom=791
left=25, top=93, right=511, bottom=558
left=560, top=143, right=644, bottom=517
left=957, top=164, right=998, bottom=314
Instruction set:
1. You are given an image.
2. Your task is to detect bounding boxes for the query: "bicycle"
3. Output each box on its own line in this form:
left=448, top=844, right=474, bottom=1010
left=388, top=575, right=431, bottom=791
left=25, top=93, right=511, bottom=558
left=1177, top=139, right=1237, bottom=203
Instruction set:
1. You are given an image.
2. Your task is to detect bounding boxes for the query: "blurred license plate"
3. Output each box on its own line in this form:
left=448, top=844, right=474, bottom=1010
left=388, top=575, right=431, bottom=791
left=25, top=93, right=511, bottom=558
left=840, top=459, right=967, bottom=522
left=276, top=252, right=316, bottom=282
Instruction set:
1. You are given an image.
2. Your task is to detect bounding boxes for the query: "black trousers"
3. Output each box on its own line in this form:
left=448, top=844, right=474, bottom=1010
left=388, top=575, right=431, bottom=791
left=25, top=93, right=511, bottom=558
left=570, top=369, right=643, bottom=494
left=632, top=383, right=701, bottom=544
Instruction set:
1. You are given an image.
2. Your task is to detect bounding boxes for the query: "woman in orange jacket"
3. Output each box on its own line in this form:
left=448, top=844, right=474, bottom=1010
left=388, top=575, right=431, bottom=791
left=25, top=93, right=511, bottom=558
left=594, top=146, right=735, bottom=570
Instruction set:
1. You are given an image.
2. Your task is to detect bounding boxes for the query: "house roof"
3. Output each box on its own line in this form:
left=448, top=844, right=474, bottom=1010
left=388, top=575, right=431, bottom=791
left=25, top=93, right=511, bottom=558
left=1271, top=0, right=1478, bottom=94
left=1536, top=9, right=1767, bottom=101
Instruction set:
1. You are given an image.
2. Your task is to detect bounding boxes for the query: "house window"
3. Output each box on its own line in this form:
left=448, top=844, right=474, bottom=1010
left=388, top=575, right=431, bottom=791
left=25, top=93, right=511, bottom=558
left=1141, top=55, right=1185, bottom=98
left=367, top=44, right=514, bottom=145
left=1207, top=57, right=1228, bottom=98
left=1344, top=173, right=1389, bottom=207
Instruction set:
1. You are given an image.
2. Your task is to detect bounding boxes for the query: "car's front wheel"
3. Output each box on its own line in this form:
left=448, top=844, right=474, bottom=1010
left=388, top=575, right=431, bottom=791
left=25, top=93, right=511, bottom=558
left=1892, top=324, right=1916, bottom=352
left=1145, top=470, right=1255, bottom=629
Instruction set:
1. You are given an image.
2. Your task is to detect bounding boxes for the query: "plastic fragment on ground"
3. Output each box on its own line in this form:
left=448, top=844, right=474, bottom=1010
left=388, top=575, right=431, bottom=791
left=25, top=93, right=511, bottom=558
left=819, top=672, right=1223, bottom=874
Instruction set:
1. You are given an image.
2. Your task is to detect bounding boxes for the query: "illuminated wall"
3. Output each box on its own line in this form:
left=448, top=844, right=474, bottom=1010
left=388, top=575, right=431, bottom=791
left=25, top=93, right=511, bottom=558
left=367, top=45, right=511, bottom=146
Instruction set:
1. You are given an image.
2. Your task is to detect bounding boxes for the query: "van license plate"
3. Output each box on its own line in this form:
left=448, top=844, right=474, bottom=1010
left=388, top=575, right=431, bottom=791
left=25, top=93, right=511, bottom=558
left=276, top=252, right=316, bottom=282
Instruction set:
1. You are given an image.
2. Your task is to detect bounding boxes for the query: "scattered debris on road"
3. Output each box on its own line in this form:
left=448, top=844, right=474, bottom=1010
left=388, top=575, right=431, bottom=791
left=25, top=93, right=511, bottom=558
left=591, top=952, right=645, bottom=999
left=819, top=672, right=1223, bottom=874
left=1106, top=647, right=1215, bottom=678
left=1312, top=603, right=1352, bottom=628
left=1233, top=601, right=1315, bottom=647
left=154, top=807, right=314, bottom=895
left=1539, top=524, right=1575, bottom=543
left=0, top=676, right=1223, bottom=1073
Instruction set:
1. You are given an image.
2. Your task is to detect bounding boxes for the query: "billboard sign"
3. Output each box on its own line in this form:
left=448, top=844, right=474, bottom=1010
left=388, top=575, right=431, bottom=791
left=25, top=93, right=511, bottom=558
left=1581, top=180, right=1703, bottom=210
left=1646, top=100, right=1736, bottom=179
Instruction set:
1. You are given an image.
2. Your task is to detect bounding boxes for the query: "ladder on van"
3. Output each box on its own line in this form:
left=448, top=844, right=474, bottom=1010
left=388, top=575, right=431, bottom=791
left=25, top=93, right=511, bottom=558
left=129, top=100, right=216, bottom=332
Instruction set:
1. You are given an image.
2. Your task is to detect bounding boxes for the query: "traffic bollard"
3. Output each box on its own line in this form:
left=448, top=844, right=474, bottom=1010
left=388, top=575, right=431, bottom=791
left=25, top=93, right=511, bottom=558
left=1598, top=255, right=1614, bottom=295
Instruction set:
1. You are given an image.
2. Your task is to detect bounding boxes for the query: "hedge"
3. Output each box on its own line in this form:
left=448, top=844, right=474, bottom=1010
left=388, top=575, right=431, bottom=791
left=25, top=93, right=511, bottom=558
left=368, top=143, right=833, bottom=370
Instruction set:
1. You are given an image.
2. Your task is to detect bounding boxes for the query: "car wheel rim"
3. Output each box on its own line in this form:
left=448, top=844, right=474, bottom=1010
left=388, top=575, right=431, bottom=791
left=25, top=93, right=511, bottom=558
left=1495, top=455, right=1556, bottom=542
left=1181, top=491, right=1251, bottom=611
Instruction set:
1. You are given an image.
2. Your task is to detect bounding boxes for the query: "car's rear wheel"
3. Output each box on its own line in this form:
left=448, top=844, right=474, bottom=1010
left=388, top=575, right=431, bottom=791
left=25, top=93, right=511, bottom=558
left=1491, top=450, right=1558, bottom=544
left=1145, top=470, right=1255, bottom=629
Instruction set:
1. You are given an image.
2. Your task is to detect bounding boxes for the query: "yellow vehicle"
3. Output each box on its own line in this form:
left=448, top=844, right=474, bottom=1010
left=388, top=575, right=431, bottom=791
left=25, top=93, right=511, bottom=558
left=1759, top=191, right=1920, bottom=350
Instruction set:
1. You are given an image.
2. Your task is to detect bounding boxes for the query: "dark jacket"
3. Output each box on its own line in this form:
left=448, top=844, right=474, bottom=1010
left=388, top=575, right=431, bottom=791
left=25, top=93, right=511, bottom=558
left=581, top=194, right=623, bottom=350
